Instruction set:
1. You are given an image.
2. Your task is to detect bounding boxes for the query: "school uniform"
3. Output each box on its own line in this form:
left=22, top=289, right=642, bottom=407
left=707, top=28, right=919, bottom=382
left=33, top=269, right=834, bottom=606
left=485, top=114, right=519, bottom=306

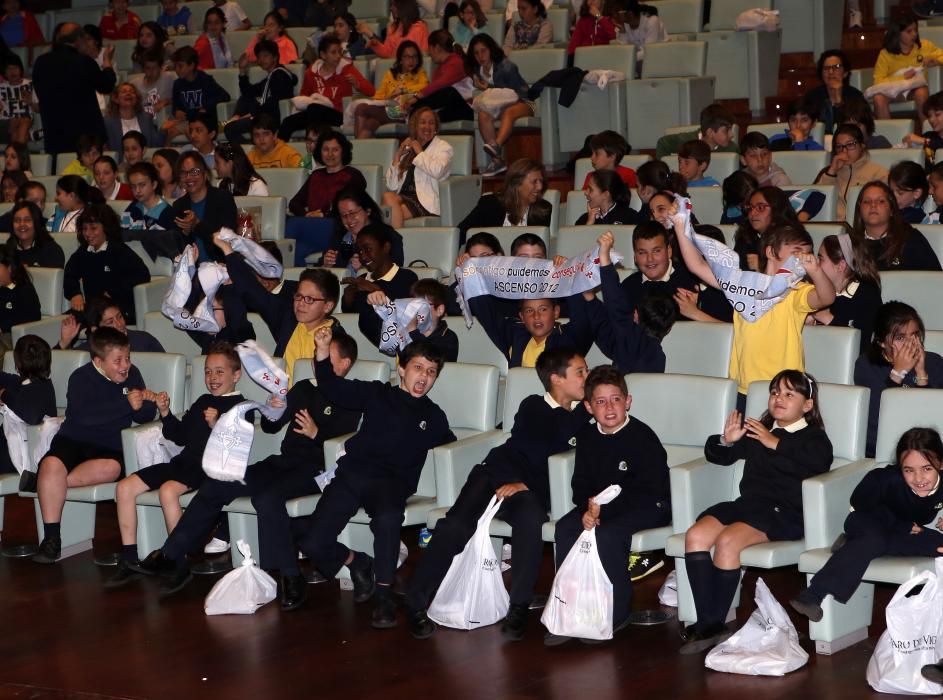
left=296, top=357, right=455, bottom=585
left=136, top=393, right=246, bottom=490
left=406, top=393, right=590, bottom=611
left=345, top=264, right=419, bottom=350
left=457, top=193, right=552, bottom=244
left=802, top=465, right=943, bottom=604
left=185, top=287, right=255, bottom=355
left=43, top=363, right=155, bottom=472
left=0, top=281, right=41, bottom=332
left=620, top=261, right=697, bottom=318
left=63, top=240, right=151, bottom=325
left=62, top=329, right=165, bottom=353
left=3, top=238, right=65, bottom=268
left=0, top=373, right=56, bottom=474
left=823, top=280, right=882, bottom=354
left=409, top=320, right=458, bottom=362
left=554, top=416, right=670, bottom=627
left=222, top=251, right=299, bottom=355
left=574, top=202, right=641, bottom=226
left=160, top=380, right=361, bottom=574
left=863, top=228, right=943, bottom=271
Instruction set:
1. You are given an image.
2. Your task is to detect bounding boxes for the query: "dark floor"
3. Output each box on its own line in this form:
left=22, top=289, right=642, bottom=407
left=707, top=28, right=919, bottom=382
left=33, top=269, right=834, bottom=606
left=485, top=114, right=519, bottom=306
left=0, top=497, right=912, bottom=700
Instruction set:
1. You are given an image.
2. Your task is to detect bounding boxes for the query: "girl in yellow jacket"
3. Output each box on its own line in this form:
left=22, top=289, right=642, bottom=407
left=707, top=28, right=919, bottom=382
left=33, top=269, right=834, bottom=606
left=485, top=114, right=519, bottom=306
left=354, top=40, right=430, bottom=138
left=873, top=15, right=943, bottom=130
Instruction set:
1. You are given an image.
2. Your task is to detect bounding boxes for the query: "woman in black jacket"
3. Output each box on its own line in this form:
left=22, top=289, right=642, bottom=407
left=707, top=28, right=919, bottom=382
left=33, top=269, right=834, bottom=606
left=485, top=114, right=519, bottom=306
left=171, top=151, right=237, bottom=262
left=458, top=158, right=551, bottom=243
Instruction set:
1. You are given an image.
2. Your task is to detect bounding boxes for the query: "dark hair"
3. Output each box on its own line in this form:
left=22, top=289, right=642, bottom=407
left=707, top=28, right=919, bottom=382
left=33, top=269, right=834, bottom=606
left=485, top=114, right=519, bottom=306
left=896, top=427, right=943, bottom=470
left=20, top=180, right=46, bottom=202
left=583, top=365, right=627, bottom=402
left=722, top=170, right=758, bottom=210
left=464, top=34, right=504, bottom=75
left=255, top=38, right=280, bottom=61
left=318, top=33, right=342, bottom=57
left=13, top=334, right=51, bottom=381
left=821, top=233, right=882, bottom=289
left=83, top=24, right=102, bottom=49
left=84, top=295, right=124, bottom=330
left=94, top=155, right=118, bottom=175
left=333, top=12, right=361, bottom=44
left=133, top=21, right=168, bottom=67
left=172, top=45, right=199, bottom=66
left=189, top=110, right=219, bottom=135
left=501, top=158, right=544, bottom=224
left=589, top=130, right=629, bottom=162
left=392, top=0, right=422, bottom=34
left=2, top=169, right=28, bottom=198
left=739, top=131, right=771, bottom=156
left=332, top=186, right=383, bottom=225
left=332, top=332, right=358, bottom=364
left=139, top=48, right=165, bottom=67
left=399, top=337, right=445, bottom=372
left=866, top=300, right=925, bottom=364
left=458, top=0, right=487, bottom=28
left=833, top=123, right=867, bottom=152
left=428, top=28, right=463, bottom=57
left=76, top=132, right=103, bottom=158
left=679, top=139, right=711, bottom=165
left=816, top=49, right=852, bottom=84
left=206, top=341, right=242, bottom=373
left=888, top=161, right=928, bottom=205
left=76, top=203, right=122, bottom=245
left=392, top=39, right=423, bottom=76
left=637, top=290, right=678, bottom=341
left=89, top=326, right=129, bottom=360
left=924, top=91, right=943, bottom=118
left=4, top=54, right=23, bottom=73
left=758, top=370, right=824, bottom=429
left=127, top=161, right=161, bottom=185
left=121, top=130, right=147, bottom=150
left=734, top=186, right=802, bottom=253
left=250, top=111, right=279, bottom=135
left=465, top=231, right=504, bottom=255
left=177, top=151, right=211, bottom=189
left=586, top=169, right=630, bottom=205
left=152, top=148, right=180, bottom=185
left=851, top=180, right=913, bottom=265
left=535, top=346, right=580, bottom=391
left=203, top=6, right=226, bottom=31
left=636, top=159, right=686, bottom=193
left=357, top=221, right=393, bottom=249
left=0, top=247, right=31, bottom=287
left=759, top=224, right=814, bottom=271
left=215, top=141, right=265, bottom=196
left=788, top=96, right=820, bottom=122
left=9, top=201, right=51, bottom=248
left=699, top=103, right=734, bottom=134
left=632, top=220, right=669, bottom=247
left=298, top=268, right=341, bottom=306
left=314, top=129, right=353, bottom=166
left=56, top=174, right=94, bottom=205
left=4, top=142, right=31, bottom=174
left=518, top=0, right=548, bottom=19
left=412, top=278, right=449, bottom=307
left=262, top=9, right=287, bottom=34
left=510, top=232, right=546, bottom=255
left=839, top=99, right=874, bottom=139
left=883, top=13, right=920, bottom=54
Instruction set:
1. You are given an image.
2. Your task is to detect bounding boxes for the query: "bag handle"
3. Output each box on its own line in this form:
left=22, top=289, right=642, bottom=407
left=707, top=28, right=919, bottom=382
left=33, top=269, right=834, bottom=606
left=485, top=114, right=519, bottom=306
left=477, top=495, right=504, bottom=528
left=237, top=539, right=256, bottom=567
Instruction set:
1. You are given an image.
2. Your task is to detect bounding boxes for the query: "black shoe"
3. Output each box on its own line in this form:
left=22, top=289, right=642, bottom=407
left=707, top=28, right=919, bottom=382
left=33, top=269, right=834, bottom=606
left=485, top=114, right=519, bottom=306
left=679, top=622, right=732, bottom=655
left=579, top=616, right=632, bottom=645
left=128, top=550, right=176, bottom=577
left=371, top=593, right=398, bottom=629
left=628, top=551, right=665, bottom=582
left=922, top=662, right=943, bottom=684
left=406, top=607, right=435, bottom=639
left=281, top=574, right=308, bottom=611
left=350, top=555, right=376, bottom=603
left=18, top=470, right=36, bottom=493
left=914, top=2, right=943, bottom=18
left=31, top=536, right=61, bottom=564
left=158, top=565, right=193, bottom=598
left=501, top=603, right=529, bottom=641
left=104, top=559, right=142, bottom=589
left=543, top=631, right=574, bottom=647
left=789, top=590, right=824, bottom=622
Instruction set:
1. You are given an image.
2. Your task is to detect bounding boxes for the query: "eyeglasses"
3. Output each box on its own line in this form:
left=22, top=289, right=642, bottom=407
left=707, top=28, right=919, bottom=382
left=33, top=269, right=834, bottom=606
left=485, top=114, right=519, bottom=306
left=834, top=140, right=860, bottom=152
left=822, top=63, right=845, bottom=71
left=293, top=294, right=326, bottom=305
left=179, top=167, right=204, bottom=178
left=742, top=202, right=771, bottom=214
left=339, top=207, right=364, bottom=220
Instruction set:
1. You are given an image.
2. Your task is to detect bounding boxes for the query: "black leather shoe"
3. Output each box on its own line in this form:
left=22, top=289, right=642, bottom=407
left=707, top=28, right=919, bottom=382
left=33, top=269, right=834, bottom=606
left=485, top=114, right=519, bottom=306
left=789, top=591, right=824, bottom=622
left=104, top=560, right=142, bottom=589
left=281, top=574, right=308, bottom=611
left=501, top=603, right=529, bottom=641
left=922, top=662, right=943, bottom=684
left=679, top=623, right=732, bottom=655
left=159, top=565, right=193, bottom=598
left=31, top=536, right=61, bottom=564
left=128, top=550, right=176, bottom=577
left=371, top=593, right=398, bottom=629
left=406, top=607, right=435, bottom=639
left=350, top=556, right=376, bottom=603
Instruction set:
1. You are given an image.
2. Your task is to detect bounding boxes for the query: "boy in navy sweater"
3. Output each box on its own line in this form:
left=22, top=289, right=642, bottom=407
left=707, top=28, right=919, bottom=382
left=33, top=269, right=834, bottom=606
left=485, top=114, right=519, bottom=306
left=546, top=365, right=670, bottom=645
left=135, top=334, right=362, bottom=605
left=106, top=342, right=246, bottom=588
left=163, top=45, right=231, bottom=141
left=0, top=335, right=56, bottom=477
left=33, top=327, right=157, bottom=563
left=365, top=278, right=460, bottom=362
left=406, top=347, right=592, bottom=641
left=296, top=328, right=455, bottom=628
left=223, top=39, right=298, bottom=144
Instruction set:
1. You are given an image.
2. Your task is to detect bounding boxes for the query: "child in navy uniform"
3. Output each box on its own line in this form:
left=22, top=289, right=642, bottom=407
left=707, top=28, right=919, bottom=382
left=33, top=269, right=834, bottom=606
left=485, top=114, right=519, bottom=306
left=547, top=365, right=670, bottom=645
left=0, top=249, right=41, bottom=341
left=365, top=278, right=459, bottom=362
left=135, top=334, right=362, bottom=605
left=0, top=335, right=56, bottom=475
left=107, top=342, right=246, bottom=588
left=406, top=347, right=592, bottom=641
left=681, top=370, right=832, bottom=654
left=791, top=427, right=943, bottom=625
left=33, top=327, right=157, bottom=563
left=296, top=329, right=455, bottom=628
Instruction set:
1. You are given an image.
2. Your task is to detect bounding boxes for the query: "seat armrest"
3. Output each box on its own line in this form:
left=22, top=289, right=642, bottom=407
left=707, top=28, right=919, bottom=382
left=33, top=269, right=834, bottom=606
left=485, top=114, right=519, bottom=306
left=323, top=432, right=357, bottom=472
left=669, top=457, right=738, bottom=532
left=432, top=429, right=507, bottom=508
left=801, top=458, right=877, bottom=550
left=548, top=449, right=575, bottom=521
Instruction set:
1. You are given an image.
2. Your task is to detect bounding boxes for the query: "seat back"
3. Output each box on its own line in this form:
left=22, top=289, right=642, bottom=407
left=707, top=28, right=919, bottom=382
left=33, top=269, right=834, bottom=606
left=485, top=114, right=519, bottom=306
left=502, top=366, right=544, bottom=431
left=868, top=147, right=923, bottom=173
left=707, top=0, right=772, bottom=29
left=28, top=267, right=63, bottom=317
left=703, top=152, right=738, bottom=184
left=358, top=163, right=383, bottom=203
left=641, top=41, right=707, bottom=78
left=771, top=150, right=829, bottom=185
left=332, top=312, right=397, bottom=367
left=452, top=321, right=510, bottom=377
left=509, top=47, right=568, bottom=84
left=745, top=380, right=869, bottom=463
left=873, top=119, right=915, bottom=145
left=804, top=222, right=846, bottom=252
left=648, top=0, right=703, bottom=34
left=921, top=224, right=943, bottom=265
left=142, top=311, right=204, bottom=358
left=427, top=362, right=499, bottom=432
left=401, top=227, right=459, bottom=275
left=31, top=154, right=53, bottom=177
left=258, top=168, right=305, bottom=199
left=553, top=224, right=636, bottom=261
left=351, top=138, right=397, bottom=169
left=132, top=352, right=188, bottom=415
left=874, top=389, right=943, bottom=464
left=882, top=271, right=943, bottom=331
left=573, top=44, right=636, bottom=78
left=802, top=325, right=860, bottom=385
left=3, top=349, right=87, bottom=412
left=234, top=196, right=286, bottom=240
left=242, top=0, right=277, bottom=24
left=439, top=134, right=473, bottom=176
left=205, top=68, right=241, bottom=103
left=133, top=278, right=171, bottom=318
left=292, top=358, right=389, bottom=384
left=190, top=353, right=287, bottom=407
left=688, top=186, right=724, bottom=225
left=662, top=321, right=733, bottom=377
left=50, top=232, right=79, bottom=264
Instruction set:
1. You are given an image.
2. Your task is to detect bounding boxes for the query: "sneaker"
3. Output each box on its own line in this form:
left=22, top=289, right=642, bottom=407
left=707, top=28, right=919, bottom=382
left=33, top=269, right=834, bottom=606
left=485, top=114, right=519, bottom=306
left=501, top=603, right=529, bottom=641
left=480, top=159, right=507, bottom=177
left=848, top=8, right=863, bottom=27
left=543, top=631, right=574, bottom=647
left=679, top=622, right=732, bottom=655
left=128, top=549, right=177, bottom=577
left=280, top=573, right=308, bottom=611
left=349, top=555, right=376, bottom=603
left=31, top=536, right=61, bottom=564
left=628, top=551, right=664, bottom=582
left=922, top=662, right=943, bottom=684
left=406, top=607, right=436, bottom=639
left=789, top=591, right=824, bottom=622
left=203, top=537, right=230, bottom=554
left=159, top=565, right=193, bottom=598
left=104, top=559, right=142, bottom=589
left=371, top=593, right=398, bottom=629
left=483, top=142, right=502, bottom=160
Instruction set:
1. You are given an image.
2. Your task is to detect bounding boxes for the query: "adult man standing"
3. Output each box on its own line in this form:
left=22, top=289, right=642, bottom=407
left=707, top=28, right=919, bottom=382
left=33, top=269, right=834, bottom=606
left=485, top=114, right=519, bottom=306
left=32, top=22, right=116, bottom=157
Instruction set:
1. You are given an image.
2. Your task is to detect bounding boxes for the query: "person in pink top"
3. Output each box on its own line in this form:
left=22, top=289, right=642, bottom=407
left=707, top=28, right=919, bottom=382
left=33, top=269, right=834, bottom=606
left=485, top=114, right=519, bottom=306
left=244, top=10, right=298, bottom=63
left=358, top=0, right=429, bottom=58
left=405, top=29, right=474, bottom=124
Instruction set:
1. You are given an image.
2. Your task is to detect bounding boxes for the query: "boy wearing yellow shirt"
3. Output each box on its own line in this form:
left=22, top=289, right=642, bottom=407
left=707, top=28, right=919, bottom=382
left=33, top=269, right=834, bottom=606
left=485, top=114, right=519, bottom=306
left=247, top=112, right=302, bottom=169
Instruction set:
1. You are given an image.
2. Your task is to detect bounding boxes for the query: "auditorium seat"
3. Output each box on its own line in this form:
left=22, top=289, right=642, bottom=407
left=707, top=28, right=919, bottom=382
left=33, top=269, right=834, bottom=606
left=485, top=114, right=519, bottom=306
left=803, top=325, right=860, bottom=385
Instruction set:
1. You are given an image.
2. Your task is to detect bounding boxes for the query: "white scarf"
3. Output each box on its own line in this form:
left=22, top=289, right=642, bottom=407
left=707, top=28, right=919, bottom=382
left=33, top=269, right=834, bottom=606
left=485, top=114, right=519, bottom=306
left=216, top=228, right=284, bottom=279
left=372, top=297, right=435, bottom=355
left=161, top=245, right=227, bottom=333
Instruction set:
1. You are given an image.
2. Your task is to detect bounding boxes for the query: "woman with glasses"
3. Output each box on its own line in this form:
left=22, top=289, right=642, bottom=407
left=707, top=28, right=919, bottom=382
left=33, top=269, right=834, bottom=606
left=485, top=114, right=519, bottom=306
left=320, top=186, right=404, bottom=274
left=803, top=50, right=864, bottom=134
left=816, top=124, right=888, bottom=221
left=170, top=152, right=237, bottom=263
left=733, top=187, right=804, bottom=272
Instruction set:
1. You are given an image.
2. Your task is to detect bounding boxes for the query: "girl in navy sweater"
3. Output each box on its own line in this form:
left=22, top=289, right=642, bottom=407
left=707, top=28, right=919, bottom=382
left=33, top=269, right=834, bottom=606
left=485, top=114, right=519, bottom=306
left=791, top=427, right=943, bottom=624
left=0, top=248, right=41, bottom=343
left=0, top=334, right=56, bottom=475
left=681, top=369, right=833, bottom=654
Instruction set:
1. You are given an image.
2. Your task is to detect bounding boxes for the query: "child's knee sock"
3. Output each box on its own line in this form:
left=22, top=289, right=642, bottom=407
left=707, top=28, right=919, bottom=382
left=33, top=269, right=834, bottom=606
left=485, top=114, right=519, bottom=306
left=712, top=567, right=742, bottom=625
left=685, top=551, right=716, bottom=629
left=42, top=522, right=60, bottom=540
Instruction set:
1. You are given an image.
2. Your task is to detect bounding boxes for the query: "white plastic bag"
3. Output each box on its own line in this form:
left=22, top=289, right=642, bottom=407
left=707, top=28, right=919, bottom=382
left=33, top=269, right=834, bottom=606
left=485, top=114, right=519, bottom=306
left=471, top=88, right=521, bottom=118
left=204, top=540, right=278, bottom=615
left=541, top=485, right=622, bottom=641
left=658, top=569, right=678, bottom=607
left=735, top=8, right=780, bottom=31
left=705, top=577, right=808, bottom=676
left=866, top=558, right=943, bottom=695
left=864, top=67, right=927, bottom=99
left=134, top=423, right=184, bottom=469
left=427, top=495, right=509, bottom=630
left=31, top=415, right=63, bottom=468
left=1, top=405, right=28, bottom=474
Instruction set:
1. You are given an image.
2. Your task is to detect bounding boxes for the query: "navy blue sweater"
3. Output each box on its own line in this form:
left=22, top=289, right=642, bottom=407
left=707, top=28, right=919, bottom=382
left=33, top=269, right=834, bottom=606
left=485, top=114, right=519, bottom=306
left=481, top=393, right=590, bottom=509
left=59, top=363, right=156, bottom=452
left=161, top=392, right=246, bottom=468
left=0, top=281, right=41, bottom=332
left=63, top=242, right=151, bottom=325
left=313, top=357, right=455, bottom=495
left=171, top=70, right=232, bottom=120
left=0, top=372, right=55, bottom=424
left=850, top=464, right=943, bottom=535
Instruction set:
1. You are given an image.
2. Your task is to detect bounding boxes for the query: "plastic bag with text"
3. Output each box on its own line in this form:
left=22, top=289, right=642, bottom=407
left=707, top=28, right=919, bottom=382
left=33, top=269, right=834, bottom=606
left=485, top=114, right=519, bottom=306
left=204, top=540, right=277, bottom=615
